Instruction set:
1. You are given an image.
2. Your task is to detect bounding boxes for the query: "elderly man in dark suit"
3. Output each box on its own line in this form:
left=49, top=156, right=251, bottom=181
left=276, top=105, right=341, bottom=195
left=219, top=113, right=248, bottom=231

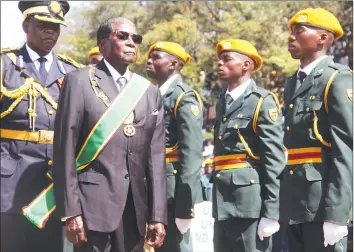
left=52, top=17, right=167, bottom=252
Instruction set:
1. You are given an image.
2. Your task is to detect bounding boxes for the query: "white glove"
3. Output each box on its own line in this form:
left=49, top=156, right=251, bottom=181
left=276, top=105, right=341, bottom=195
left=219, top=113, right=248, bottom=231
left=323, top=222, right=348, bottom=247
left=257, top=217, right=280, bottom=241
left=175, top=218, right=193, bottom=234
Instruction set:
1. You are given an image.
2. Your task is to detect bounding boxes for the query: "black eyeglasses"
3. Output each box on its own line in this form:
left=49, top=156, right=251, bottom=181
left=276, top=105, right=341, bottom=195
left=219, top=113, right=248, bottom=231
left=114, top=31, right=143, bottom=45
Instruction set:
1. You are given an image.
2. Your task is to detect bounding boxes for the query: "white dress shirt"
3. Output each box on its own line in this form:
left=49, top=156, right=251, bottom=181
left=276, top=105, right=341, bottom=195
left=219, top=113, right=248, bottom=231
left=297, top=55, right=328, bottom=76
left=26, top=43, right=53, bottom=72
left=159, top=74, right=179, bottom=96
left=103, top=59, right=131, bottom=88
left=225, top=79, right=251, bottom=104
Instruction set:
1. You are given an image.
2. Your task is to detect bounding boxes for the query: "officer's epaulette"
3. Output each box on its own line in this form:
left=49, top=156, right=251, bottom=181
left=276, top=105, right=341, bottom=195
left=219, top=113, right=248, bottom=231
left=249, top=86, right=270, bottom=98
left=0, top=48, right=19, bottom=54
left=250, top=87, right=281, bottom=111
left=57, top=54, right=85, bottom=68
left=176, top=81, right=193, bottom=92
left=328, top=61, right=351, bottom=72
left=1, top=48, right=21, bottom=68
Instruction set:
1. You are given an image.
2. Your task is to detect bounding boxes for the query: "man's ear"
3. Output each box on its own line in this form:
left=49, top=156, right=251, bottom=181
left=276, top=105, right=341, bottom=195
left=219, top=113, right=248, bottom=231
left=242, top=60, right=251, bottom=71
left=318, top=32, right=328, bottom=46
left=170, top=59, right=178, bottom=70
left=22, top=19, right=29, bottom=34
left=98, top=38, right=107, bottom=53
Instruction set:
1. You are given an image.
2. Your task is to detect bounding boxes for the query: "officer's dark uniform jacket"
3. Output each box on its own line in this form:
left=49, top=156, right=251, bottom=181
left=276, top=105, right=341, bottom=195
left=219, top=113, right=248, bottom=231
left=280, top=56, right=353, bottom=226
left=0, top=45, right=81, bottom=214
left=213, top=79, right=286, bottom=221
left=163, top=74, right=203, bottom=219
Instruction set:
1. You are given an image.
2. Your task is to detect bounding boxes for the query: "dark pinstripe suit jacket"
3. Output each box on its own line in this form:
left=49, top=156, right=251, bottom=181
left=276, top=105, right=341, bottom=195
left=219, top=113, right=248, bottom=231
left=52, top=60, right=167, bottom=234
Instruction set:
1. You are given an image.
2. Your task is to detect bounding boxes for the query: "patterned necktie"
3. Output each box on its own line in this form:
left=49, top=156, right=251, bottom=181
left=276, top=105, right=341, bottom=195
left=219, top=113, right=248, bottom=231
left=117, top=77, right=127, bottom=92
left=38, top=57, right=48, bottom=84
left=295, top=71, right=307, bottom=91
left=225, top=93, right=233, bottom=111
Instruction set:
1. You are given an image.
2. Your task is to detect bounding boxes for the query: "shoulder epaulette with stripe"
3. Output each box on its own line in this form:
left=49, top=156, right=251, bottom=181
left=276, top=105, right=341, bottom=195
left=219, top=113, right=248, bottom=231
left=57, top=54, right=85, bottom=68
left=1, top=48, right=19, bottom=54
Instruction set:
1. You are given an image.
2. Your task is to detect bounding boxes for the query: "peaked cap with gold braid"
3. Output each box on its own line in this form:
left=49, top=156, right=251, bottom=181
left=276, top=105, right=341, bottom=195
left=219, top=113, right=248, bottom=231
left=18, top=1, right=70, bottom=26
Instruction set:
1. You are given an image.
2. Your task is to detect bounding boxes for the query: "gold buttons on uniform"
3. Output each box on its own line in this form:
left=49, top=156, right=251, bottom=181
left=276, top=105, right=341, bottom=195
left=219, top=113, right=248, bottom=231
left=250, top=179, right=255, bottom=184
left=218, top=136, right=222, bottom=140
left=289, top=104, right=294, bottom=109
left=223, top=117, right=227, bottom=121
left=216, top=174, right=221, bottom=178
left=173, top=170, right=177, bottom=174
left=48, top=110, right=54, bottom=115
left=234, top=124, right=238, bottom=129
left=191, top=208, right=194, bottom=213
left=290, top=170, right=294, bottom=175
left=286, top=126, right=290, bottom=131
left=306, top=107, right=310, bottom=112
left=48, top=160, right=53, bottom=166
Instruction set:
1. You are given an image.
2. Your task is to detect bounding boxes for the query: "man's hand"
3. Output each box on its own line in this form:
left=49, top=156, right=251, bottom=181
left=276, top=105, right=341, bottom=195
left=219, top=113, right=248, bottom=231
left=145, top=222, right=166, bottom=248
left=257, top=217, right=280, bottom=241
left=65, top=215, right=87, bottom=246
left=323, top=222, right=348, bottom=247
left=175, top=218, right=192, bottom=234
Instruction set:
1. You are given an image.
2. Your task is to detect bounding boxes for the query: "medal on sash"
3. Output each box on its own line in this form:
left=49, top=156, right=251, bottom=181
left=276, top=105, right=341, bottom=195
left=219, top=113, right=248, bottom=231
left=123, top=111, right=135, bottom=137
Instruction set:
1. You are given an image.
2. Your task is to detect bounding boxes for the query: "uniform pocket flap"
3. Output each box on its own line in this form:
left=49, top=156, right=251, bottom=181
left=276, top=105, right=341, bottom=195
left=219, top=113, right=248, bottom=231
left=227, top=117, right=251, bottom=129
left=231, top=168, right=260, bottom=185
left=1, top=154, right=18, bottom=176
left=304, top=164, right=323, bottom=182
left=77, top=172, right=104, bottom=185
left=310, top=100, right=323, bottom=111
left=297, top=100, right=310, bottom=113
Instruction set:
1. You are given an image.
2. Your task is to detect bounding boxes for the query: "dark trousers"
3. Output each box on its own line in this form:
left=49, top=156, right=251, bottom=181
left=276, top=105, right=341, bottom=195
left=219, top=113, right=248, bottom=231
left=287, top=222, right=347, bottom=252
left=1, top=212, right=63, bottom=252
left=155, top=204, right=193, bottom=252
left=214, top=218, right=272, bottom=252
left=75, top=189, right=144, bottom=252
left=272, top=222, right=289, bottom=252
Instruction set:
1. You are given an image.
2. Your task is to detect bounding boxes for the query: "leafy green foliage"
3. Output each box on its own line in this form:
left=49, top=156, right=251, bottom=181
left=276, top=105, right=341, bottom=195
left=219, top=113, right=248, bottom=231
left=58, top=1, right=352, bottom=132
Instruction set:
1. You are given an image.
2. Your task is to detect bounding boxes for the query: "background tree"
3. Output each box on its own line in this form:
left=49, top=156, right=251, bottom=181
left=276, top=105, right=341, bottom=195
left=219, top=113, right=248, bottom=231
left=58, top=1, right=353, bottom=132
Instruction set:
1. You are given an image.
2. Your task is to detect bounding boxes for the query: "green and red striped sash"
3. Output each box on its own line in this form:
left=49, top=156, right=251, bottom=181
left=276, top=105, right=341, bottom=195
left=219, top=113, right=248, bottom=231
left=22, top=74, right=150, bottom=229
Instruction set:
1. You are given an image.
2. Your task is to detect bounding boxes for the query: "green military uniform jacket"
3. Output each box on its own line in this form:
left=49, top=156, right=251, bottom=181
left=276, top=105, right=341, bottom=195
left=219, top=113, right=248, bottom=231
left=213, top=79, right=286, bottom=221
left=163, top=74, right=203, bottom=219
left=281, top=56, right=353, bottom=226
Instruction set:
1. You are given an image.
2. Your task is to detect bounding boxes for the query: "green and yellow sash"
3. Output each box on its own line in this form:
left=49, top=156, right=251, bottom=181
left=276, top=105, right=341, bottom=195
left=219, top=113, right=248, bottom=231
left=22, top=74, right=150, bottom=229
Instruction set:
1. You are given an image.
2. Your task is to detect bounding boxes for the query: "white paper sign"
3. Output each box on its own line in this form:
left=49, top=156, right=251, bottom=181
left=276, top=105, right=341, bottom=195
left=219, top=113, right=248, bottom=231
left=190, top=201, right=214, bottom=252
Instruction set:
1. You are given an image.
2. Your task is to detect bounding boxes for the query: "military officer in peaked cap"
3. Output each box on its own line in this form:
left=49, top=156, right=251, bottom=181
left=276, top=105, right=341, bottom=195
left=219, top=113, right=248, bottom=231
left=0, top=1, right=82, bottom=251
left=212, top=39, right=286, bottom=252
left=280, top=7, right=353, bottom=252
left=146, top=41, right=203, bottom=252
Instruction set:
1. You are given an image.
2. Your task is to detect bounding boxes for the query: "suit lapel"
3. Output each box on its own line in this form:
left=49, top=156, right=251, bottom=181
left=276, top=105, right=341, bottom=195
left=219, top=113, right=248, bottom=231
left=291, top=57, right=331, bottom=100
left=20, top=46, right=42, bottom=84
left=45, top=52, right=64, bottom=87
left=284, top=73, right=297, bottom=104
left=224, top=80, right=254, bottom=117
left=94, top=60, right=119, bottom=102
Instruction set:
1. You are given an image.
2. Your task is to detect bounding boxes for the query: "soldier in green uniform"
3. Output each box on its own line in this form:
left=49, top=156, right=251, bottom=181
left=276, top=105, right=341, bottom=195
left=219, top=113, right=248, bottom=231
left=280, top=8, right=353, bottom=252
left=145, top=41, right=203, bottom=252
left=0, top=1, right=82, bottom=252
left=213, top=39, right=286, bottom=252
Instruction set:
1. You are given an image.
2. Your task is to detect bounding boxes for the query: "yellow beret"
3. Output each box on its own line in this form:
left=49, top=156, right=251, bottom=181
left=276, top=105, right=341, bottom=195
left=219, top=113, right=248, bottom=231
left=216, top=39, right=263, bottom=72
left=148, top=41, right=191, bottom=64
left=204, top=158, right=214, bottom=165
left=88, top=46, right=100, bottom=60
left=288, top=8, right=343, bottom=40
